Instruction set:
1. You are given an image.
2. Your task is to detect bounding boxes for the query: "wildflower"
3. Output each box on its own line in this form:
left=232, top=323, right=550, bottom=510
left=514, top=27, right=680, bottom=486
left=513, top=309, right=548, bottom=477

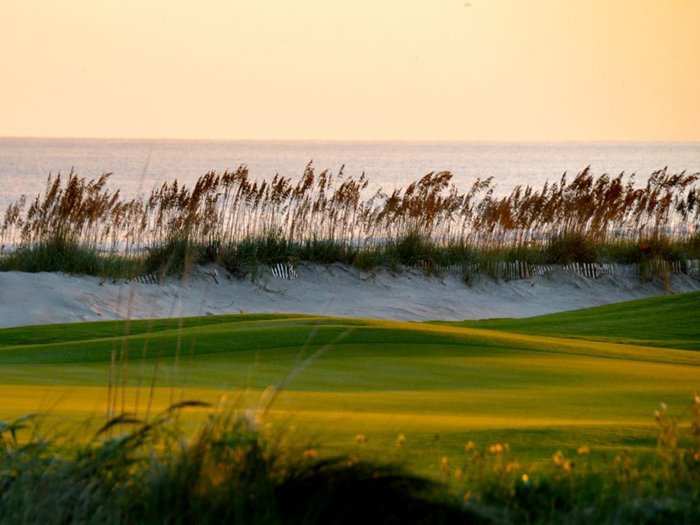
left=693, top=451, right=700, bottom=462
left=577, top=445, right=590, bottom=455
left=521, top=473, right=529, bottom=484
left=505, top=461, right=520, bottom=473
left=464, top=441, right=476, bottom=452
left=552, top=451, right=565, bottom=466
left=440, top=456, right=450, bottom=475
left=454, top=467, right=464, bottom=481
left=694, top=392, right=700, bottom=405
left=303, top=448, right=319, bottom=459
left=355, top=434, right=367, bottom=445
left=395, top=433, right=406, bottom=448
left=488, top=442, right=505, bottom=455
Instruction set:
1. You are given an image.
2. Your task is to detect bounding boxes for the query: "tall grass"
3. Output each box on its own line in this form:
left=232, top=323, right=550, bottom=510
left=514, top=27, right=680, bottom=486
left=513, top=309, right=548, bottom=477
left=0, top=405, right=464, bottom=524
left=1, top=395, right=699, bottom=524
left=1, top=166, right=699, bottom=277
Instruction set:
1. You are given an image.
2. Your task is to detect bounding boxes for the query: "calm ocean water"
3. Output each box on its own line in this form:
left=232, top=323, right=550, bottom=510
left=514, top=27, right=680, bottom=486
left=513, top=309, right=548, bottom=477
left=0, top=138, right=698, bottom=207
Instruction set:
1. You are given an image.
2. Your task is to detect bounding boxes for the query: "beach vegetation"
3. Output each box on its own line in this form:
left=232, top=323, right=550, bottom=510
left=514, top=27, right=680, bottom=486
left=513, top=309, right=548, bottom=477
left=1, top=166, right=698, bottom=278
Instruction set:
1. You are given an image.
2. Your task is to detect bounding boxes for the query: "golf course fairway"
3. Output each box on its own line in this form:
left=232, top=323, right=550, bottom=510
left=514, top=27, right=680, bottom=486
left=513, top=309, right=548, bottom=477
left=1, top=292, right=698, bottom=477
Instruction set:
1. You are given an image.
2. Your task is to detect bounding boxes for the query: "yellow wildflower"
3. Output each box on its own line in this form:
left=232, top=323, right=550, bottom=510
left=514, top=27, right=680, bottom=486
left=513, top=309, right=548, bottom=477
left=440, top=456, right=450, bottom=475
left=505, top=461, right=520, bottom=473
left=488, top=442, right=505, bottom=455
left=303, top=449, right=318, bottom=459
left=552, top=451, right=565, bottom=466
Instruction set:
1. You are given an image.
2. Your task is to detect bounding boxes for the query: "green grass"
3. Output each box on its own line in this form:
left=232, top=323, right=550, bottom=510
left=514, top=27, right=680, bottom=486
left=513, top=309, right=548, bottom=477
left=0, top=293, right=699, bottom=480
left=1, top=294, right=699, bottom=522
left=450, top=291, right=700, bottom=350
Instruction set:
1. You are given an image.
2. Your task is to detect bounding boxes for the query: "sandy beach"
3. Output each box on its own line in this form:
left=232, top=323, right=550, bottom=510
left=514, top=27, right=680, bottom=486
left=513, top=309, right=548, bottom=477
left=2, top=264, right=698, bottom=328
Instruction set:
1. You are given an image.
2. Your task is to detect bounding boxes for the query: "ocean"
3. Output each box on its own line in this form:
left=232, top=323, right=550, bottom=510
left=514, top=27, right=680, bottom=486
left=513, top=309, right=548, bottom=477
left=0, top=138, right=698, bottom=208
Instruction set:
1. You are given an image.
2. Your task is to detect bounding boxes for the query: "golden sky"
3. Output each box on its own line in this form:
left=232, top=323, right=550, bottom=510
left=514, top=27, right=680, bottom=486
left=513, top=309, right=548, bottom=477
left=1, top=0, right=698, bottom=141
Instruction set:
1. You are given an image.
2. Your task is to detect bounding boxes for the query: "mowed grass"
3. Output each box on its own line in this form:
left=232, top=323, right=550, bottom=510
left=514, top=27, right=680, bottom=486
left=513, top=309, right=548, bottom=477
left=0, top=294, right=698, bottom=477
left=451, top=291, right=700, bottom=350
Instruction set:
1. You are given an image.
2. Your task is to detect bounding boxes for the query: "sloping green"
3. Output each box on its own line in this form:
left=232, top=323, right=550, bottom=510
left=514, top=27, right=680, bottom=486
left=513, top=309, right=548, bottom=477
left=0, top=293, right=698, bottom=476
left=450, top=291, right=700, bottom=350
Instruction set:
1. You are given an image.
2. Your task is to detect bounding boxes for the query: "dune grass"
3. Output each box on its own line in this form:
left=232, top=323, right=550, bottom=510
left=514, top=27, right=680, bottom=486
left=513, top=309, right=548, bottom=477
left=1, top=166, right=699, bottom=521
left=2, top=167, right=699, bottom=279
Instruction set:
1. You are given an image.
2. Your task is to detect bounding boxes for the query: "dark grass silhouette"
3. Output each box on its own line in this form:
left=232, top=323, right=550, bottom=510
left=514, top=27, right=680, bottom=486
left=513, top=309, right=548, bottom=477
left=0, top=407, right=472, bottom=525
left=1, top=396, right=699, bottom=524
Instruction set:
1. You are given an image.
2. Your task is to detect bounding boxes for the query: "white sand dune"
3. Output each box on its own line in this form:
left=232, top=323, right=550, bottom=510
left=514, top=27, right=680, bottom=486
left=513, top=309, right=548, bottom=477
left=0, top=264, right=698, bottom=328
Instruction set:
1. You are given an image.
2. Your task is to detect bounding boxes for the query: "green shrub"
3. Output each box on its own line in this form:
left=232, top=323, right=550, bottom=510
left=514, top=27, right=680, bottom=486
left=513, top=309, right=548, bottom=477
left=3, top=232, right=697, bottom=282
left=144, top=238, right=202, bottom=277
left=545, top=233, right=598, bottom=264
left=298, top=239, right=356, bottom=264
left=393, top=232, right=432, bottom=265
left=601, top=237, right=688, bottom=265
left=0, top=240, right=141, bottom=278
left=352, top=248, right=384, bottom=271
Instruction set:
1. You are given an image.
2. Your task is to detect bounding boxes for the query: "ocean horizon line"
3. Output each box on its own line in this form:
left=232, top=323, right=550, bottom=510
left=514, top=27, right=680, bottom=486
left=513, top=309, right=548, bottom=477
left=2, top=136, right=699, bottom=146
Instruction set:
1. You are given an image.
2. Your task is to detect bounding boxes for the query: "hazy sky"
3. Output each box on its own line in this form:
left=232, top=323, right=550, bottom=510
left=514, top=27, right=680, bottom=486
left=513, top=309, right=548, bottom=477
left=2, top=0, right=698, bottom=141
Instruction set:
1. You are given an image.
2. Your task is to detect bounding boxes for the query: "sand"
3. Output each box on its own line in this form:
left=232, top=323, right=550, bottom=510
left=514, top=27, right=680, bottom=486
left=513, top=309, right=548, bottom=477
left=0, top=264, right=698, bottom=328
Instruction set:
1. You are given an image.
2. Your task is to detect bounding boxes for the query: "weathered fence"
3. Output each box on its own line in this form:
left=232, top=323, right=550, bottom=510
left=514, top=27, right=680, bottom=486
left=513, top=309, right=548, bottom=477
left=413, top=259, right=700, bottom=282
left=270, top=262, right=298, bottom=280
left=114, top=258, right=700, bottom=284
